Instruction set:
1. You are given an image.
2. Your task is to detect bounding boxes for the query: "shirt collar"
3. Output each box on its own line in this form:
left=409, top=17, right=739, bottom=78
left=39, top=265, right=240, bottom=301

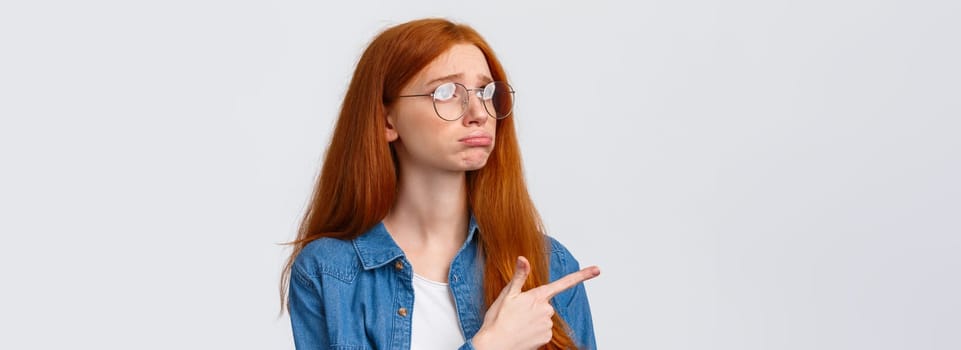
left=352, top=214, right=480, bottom=270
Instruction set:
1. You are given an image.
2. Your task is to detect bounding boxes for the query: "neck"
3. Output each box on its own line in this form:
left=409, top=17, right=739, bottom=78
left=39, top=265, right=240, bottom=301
left=384, top=164, right=470, bottom=247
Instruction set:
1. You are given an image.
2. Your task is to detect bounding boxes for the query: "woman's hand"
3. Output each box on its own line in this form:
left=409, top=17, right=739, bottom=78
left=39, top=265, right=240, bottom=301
left=471, top=256, right=601, bottom=350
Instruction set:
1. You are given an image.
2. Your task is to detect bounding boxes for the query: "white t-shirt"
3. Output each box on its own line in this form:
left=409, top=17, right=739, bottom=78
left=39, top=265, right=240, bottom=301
left=410, top=273, right=467, bottom=349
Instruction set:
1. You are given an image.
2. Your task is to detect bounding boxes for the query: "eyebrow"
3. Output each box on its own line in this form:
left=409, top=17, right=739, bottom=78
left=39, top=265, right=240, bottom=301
left=424, top=73, right=494, bottom=87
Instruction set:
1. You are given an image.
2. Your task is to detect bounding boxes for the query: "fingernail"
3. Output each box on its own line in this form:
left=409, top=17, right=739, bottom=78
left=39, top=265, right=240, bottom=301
left=516, top=257, right=522, bottom=269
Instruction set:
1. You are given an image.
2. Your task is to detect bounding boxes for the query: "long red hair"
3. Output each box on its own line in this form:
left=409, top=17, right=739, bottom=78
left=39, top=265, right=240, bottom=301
left=280, top=18, right=577, bottom=349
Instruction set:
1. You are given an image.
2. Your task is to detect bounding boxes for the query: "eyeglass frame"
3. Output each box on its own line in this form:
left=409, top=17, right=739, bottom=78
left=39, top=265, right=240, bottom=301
left=395, top=81, right=515, bottom=121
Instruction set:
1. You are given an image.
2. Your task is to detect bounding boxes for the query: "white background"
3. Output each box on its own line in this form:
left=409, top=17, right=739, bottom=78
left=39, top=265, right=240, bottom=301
left=2, top=0, right=959, bottom=349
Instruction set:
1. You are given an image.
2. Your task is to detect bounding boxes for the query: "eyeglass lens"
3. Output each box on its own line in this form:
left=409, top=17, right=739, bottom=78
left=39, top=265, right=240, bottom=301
left=432, top=82, right=513, bottom=121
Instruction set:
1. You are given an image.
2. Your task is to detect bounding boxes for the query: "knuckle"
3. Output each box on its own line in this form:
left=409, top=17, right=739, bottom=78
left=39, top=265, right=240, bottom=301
left=539, top=330, right=553, bottom=344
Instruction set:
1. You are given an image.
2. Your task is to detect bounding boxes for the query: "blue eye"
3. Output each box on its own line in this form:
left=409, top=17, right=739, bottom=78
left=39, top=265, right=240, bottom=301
left=433, top=83, right=457, bottom=101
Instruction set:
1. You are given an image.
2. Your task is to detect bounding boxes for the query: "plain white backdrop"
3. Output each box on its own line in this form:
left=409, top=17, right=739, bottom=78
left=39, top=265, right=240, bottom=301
left=1, top=0, right=959, bottom=349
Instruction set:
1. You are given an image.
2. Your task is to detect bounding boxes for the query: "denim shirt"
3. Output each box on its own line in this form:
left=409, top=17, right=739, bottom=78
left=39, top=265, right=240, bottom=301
left=289, top=217, right=597, bottom=349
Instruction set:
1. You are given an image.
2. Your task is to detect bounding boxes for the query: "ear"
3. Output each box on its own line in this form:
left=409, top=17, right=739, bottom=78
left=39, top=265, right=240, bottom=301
left=385, top=111, right=399, bottom=142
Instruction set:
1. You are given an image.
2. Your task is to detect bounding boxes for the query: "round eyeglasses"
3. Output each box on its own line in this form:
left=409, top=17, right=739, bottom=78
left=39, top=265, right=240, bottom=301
left=396, top=81, right=515, bottom=121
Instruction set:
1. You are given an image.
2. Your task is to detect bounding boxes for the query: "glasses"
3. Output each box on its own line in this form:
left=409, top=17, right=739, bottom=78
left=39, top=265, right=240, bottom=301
left=396, top=81, right=515, bottom=121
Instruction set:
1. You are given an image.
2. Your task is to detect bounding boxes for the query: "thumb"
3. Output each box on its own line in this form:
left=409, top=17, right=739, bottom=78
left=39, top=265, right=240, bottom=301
left=507, top=256, right=530, bottom=296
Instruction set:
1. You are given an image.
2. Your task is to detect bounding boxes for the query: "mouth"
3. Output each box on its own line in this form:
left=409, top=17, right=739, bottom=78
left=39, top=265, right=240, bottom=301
left=459, top=131, right=493, bottom=147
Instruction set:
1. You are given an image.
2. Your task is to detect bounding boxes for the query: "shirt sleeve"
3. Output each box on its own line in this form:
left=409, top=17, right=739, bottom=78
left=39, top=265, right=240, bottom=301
left=550, top=238, right=598, bottom=349
left=289, top=266, right=330, bottom=349
left=560, top=256, right=597, bottom=349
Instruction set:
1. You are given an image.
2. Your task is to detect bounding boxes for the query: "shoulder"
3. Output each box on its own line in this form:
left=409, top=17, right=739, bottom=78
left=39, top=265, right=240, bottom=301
left=546, top=236, right=581, bottom=300
left=292, top=237, right=361, bottom=282
left=545, top=235, right=583, bottom=281
left=544, top=235, right=585, bottom=307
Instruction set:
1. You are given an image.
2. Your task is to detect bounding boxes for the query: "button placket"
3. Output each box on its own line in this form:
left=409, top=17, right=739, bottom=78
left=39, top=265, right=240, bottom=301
left=394, top=259, right=411, bottom=320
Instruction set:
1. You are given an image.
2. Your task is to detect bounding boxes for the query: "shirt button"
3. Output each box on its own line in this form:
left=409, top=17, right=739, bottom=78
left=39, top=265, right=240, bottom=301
left=394, top=261, right=403, bottom=270
left=397, top=307, right=408, bottom=317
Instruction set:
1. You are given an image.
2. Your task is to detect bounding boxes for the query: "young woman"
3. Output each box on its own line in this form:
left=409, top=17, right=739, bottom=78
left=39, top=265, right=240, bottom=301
left=281, top=18, right=600, bottom=350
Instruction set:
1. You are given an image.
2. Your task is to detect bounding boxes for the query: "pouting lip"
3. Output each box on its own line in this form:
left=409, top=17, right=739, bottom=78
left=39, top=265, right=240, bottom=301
left=458, top=131, right=493, bottom=141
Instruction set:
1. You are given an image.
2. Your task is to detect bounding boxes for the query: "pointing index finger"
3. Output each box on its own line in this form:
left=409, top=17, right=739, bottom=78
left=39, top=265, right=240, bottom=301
left=534, top=265, right=601, bottom=300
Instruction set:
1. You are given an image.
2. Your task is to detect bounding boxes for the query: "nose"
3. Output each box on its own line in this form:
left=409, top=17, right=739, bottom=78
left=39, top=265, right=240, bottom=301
left=462, top=90, right=488, bottom=126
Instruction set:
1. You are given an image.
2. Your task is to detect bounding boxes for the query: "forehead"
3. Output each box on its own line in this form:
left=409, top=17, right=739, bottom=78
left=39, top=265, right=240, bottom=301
left=413, top=44, right=493, bottom=86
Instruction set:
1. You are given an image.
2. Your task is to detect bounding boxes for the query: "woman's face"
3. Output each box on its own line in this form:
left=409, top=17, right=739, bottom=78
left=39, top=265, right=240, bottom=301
left=387, top=43, right=497, bottom=173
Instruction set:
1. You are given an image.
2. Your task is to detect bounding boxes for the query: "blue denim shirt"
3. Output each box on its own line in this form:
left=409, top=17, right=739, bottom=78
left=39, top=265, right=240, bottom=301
left=289, top=217, right=597, bottom=349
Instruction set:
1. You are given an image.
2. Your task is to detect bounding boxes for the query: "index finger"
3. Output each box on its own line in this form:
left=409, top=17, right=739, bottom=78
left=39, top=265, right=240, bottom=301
left=533, top=265, right=601, bottom=300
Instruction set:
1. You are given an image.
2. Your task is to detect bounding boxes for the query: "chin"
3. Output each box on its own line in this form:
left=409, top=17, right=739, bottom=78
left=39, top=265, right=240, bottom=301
left=456, top=149, right=491, bottom=171
left=459, top=157, right=489, bottom=171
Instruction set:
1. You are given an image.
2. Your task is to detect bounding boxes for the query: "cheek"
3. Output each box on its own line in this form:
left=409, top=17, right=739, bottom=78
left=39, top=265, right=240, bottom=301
left=394, top=104, right=435, bottom=132
left=395, top=112, right=448, bottom=147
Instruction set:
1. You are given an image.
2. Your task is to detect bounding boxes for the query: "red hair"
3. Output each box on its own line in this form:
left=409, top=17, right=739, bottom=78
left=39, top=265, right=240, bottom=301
left=280, top=18, right=577, bottom=349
